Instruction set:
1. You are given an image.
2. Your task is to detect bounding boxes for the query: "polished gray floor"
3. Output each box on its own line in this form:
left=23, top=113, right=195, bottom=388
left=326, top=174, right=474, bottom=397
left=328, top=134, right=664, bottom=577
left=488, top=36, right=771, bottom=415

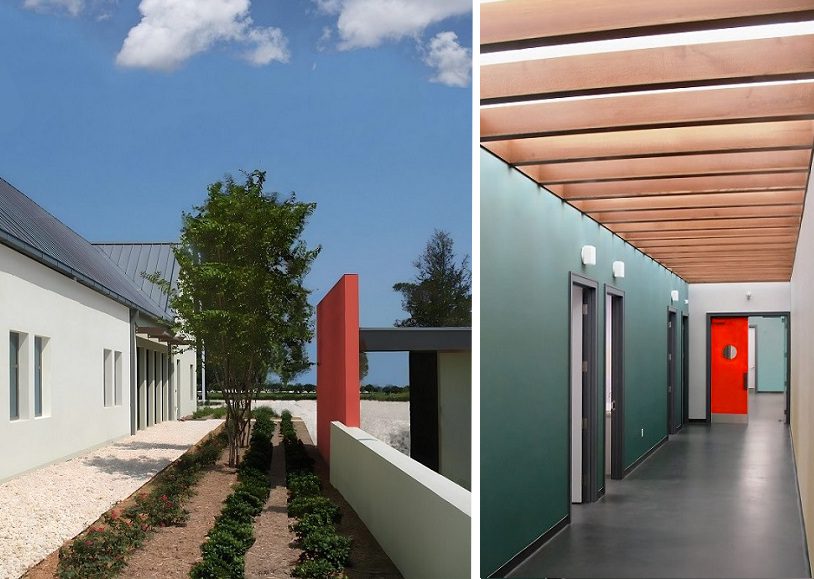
left=510, top=393, right=810, bottom=578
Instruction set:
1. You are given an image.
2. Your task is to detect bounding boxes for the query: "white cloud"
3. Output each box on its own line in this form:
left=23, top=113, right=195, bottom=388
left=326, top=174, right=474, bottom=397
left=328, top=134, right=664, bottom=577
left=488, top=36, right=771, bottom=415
left=423, top=31, right=470, bottom=87
left=23, top=0, right=116, bottom=17
left=116, top=0, right=289, bottom=71
left=315, top=0, right=470, bottom=50
left=23, top=0, right=85, bottom=16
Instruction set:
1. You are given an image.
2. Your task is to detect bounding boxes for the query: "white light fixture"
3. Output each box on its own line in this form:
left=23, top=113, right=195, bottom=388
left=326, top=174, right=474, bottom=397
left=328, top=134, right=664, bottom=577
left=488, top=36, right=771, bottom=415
left=746, top=290, right=753, bottom=300
left=612, top=261, right=625, bottom=278
left=685, top=299, right=689, bottom=305
left=581, top=245, right=596, bottom=266
left=671, top=290, right=679, bottom=302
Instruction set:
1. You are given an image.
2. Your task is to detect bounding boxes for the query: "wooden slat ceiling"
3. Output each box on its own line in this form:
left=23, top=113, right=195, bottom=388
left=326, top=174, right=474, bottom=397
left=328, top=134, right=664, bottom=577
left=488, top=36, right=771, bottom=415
left=480, top=1, right=814, bottom=283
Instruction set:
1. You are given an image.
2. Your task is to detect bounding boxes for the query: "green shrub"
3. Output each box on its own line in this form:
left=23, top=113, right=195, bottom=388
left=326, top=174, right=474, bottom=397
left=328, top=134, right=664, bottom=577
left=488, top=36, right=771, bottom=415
left=301, top=528, right=352, bottom=569
left=292, top=557, right=344, bottom=578
left=192, top=406, right=227, bottom=419
left=291, top=512, right=335, bottom=541
left=288, top=496, right=341, bottom=523
left=288, top=472, right=321, bottom=498
left=191, top=416, right=273, bottom=578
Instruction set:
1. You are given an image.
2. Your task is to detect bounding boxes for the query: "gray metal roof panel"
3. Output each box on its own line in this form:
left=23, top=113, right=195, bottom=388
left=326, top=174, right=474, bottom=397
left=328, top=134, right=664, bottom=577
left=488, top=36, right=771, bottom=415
left=0, top=178, right=170, bottom=321
left=94, top=242, right=181, bottom=316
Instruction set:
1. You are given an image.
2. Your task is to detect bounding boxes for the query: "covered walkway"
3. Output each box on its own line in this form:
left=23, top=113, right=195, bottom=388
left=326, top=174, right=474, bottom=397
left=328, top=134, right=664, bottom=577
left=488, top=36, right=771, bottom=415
left=509, top=393, right=808, bottom=578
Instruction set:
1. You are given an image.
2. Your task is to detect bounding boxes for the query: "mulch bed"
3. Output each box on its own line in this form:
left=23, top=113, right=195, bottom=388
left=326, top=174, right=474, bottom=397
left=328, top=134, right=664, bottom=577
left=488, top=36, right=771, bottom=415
left=24, top=417, right=401, bottom=579
left=117, top=446, right=239, bottom=578
left=244, top=421, right=302, bottom=578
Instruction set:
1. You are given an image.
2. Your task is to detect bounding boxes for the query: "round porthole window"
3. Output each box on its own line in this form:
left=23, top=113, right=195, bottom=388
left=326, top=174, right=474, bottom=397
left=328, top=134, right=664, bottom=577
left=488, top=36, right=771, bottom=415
left=723, top=345, right=738, bottom=360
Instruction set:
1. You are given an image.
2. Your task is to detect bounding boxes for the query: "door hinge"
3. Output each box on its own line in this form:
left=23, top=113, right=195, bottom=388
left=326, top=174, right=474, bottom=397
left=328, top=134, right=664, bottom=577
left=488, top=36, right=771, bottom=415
left=668, top=354, right=672, bottom=361
left=582, top=304, right=588, bottom=315
left=582, top=417, right=588, bottom=430
left=582, top=360, right=588, bottom=372
left=668, top=321, right=672, bottom=328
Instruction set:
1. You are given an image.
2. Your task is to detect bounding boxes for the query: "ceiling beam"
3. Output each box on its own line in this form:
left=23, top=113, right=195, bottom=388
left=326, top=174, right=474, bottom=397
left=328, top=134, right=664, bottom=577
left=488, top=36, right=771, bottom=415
left=481, top=0, right=814, bottom=48
left=589, top=204, right=802, bottom=224
left=528, top=150, right=810, bottom=184
left=635, top=236, right=798, bottom=248
left=558, top=172, right=808, bottom=200
left=620, top=227, right=800, bottom=240
left=610, top=216, right=801, bottom=233
left=571, top=190, right=805, bottom=212
left=481, top=82, right=814, bottom=140
left=483, top=35, right=814, bottom=102
left=484, top=121, right=814, bottom=165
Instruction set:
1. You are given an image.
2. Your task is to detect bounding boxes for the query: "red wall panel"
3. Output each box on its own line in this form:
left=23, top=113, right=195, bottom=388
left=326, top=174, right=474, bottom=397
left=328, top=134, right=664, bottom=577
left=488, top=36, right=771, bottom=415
left=316, top=274, right=360, bottom=462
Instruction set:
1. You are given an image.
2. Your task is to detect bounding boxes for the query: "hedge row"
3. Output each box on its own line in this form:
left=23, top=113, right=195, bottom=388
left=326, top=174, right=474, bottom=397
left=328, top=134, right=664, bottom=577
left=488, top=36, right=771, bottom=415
left=57, top=430, right=228, bottom=578
left=280, top=411, right=352, bottom=578
left=189, top=410, right=275, bottom=578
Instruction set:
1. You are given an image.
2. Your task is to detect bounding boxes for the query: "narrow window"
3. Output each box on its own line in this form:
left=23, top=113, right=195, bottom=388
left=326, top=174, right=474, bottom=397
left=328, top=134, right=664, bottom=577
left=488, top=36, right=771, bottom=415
left=114, top=351, right=123, bottom=406
left=34, top=336, right=43, bottom=417
left=10, top=332, right=19, bottom=420
left=103, top=349, right=112, bottom=407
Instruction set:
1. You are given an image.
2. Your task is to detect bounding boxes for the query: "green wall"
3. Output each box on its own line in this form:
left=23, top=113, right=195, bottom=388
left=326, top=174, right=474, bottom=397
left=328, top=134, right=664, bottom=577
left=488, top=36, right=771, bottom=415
left=480, top=150, right=688, bottom=576
left=749, top=316, right=787, bottom=393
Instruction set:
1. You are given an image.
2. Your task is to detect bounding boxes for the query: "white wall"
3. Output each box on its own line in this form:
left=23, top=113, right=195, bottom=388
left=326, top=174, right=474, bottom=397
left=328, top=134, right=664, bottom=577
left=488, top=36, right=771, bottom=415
left=0, top=244, right=132, bottom=482
left=791, top=180, right=814, bottom=566
left=438, top=352, right=471, bottom=490
left=688, top=282, right=790, bottom=419
left=331, top=422, right=470, bottom=579
left=176, top=346, right=198, bottom=418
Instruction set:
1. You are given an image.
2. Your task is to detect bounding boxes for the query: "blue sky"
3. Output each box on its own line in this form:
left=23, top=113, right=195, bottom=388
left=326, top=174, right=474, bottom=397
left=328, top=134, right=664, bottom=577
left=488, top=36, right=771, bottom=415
left=0, top=0, right=472, bottom=385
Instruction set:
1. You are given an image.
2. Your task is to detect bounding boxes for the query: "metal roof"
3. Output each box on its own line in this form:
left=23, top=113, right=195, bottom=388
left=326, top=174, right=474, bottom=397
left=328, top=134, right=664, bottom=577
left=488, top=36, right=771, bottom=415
left=0, top=177, right=170, bottom=322
left=94, top=243, right=179, bottom=316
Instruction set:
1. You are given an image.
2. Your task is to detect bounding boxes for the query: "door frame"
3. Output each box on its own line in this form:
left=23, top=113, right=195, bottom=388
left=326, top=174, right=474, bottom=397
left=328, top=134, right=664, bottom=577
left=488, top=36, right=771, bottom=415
left=667, top=307, right=678, bottom=434
left=568, top=272, right=600, bottom=505
left=605, top=284, right=625, bottom=480
left=748, top=324, right=759, bottom=392
left=705, top=311, right=791, bottom=424
left=681, top=313, right=689, bottom=428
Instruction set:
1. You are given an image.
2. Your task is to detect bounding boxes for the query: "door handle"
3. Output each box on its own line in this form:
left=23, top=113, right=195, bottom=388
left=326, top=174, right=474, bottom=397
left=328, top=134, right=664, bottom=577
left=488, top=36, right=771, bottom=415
left=743, top=372, right=749, bottom=390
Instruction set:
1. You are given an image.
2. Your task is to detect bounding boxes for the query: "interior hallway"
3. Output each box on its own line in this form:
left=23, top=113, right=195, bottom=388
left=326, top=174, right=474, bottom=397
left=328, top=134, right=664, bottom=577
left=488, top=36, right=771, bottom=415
left=510, top=393, right=809, bottom=578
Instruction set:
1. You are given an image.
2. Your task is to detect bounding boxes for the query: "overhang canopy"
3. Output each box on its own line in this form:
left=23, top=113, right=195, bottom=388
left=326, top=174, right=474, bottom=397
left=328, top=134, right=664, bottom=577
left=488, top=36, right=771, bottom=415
left=359, top=328, right=472, bottom=352
left=480, top=1, right=814, bottom=283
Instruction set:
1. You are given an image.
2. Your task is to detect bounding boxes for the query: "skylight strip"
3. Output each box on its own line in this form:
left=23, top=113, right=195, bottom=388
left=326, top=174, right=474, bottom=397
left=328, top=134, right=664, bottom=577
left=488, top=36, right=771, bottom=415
left=480, top=21, right=814, bottom=66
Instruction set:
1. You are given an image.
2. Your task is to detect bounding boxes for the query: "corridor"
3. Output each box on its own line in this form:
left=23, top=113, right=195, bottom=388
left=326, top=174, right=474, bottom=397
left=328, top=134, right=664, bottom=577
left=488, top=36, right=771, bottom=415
left=510, top=393, right=809, bottom=578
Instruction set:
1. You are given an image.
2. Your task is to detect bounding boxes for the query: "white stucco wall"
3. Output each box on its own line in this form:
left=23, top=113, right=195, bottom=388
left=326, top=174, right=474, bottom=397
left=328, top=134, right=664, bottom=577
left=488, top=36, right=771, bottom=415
left=330, top=421, right=470, bottom=579
left=687, top=282, right=790, bottom=419
left=0, top=244, right=133, bottom=482
left=791, top=179, right=814, bottom=565
left=438, top=351, right=471, bottom=490
left=176, top=346, right=198, bottom=418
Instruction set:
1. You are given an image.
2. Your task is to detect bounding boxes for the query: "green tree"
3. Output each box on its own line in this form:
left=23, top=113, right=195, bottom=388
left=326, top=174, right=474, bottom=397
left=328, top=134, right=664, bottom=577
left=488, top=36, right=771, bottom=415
left=360, top=351, right=369, bottom=383
left=393, top=230, right=471, bottom=327
left=150, top=170, right=319, bottom=465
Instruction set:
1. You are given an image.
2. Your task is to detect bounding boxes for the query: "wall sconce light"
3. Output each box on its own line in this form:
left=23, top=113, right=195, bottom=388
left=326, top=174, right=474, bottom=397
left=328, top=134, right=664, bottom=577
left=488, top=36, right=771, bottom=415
left=671, top=290, right=679, bottom=302
left=612, top=261, right=625, bottom=278
left=746, top=290, right=752, bottom=300
left=685, top=299, right=689, bottom=305
left=581, top=245, right=596, bottom=266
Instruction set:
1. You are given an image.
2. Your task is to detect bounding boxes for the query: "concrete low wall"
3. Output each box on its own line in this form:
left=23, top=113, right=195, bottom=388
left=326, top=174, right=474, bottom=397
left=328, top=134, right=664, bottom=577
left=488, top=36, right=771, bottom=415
left=330, top=421, right=470, bottom=579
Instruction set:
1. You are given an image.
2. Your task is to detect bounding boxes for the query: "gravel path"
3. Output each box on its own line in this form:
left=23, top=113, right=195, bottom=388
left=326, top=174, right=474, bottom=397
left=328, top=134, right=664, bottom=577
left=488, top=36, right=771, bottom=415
left=253, top=400, right=410, bottom=454
left=1, top=419, right=222, bottom=579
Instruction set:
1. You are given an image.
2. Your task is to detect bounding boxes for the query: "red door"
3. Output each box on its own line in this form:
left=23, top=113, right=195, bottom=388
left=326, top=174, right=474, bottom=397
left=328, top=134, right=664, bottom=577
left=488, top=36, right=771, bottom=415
left=711, top=317, right=749, bottom=416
